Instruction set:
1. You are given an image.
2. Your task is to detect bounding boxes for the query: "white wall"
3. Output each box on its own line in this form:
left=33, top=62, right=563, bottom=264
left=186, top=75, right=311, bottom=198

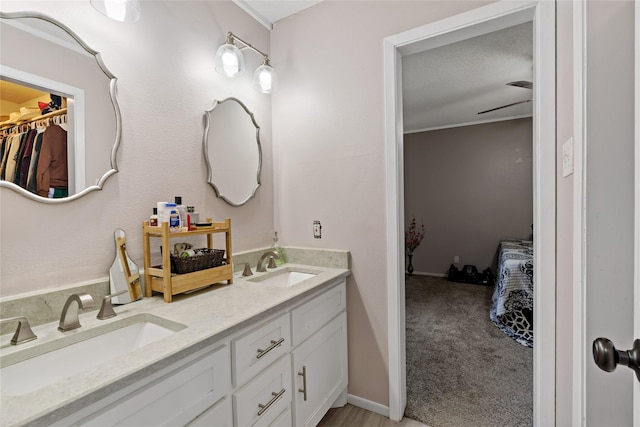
left=0, top=1, right=275, bottom=296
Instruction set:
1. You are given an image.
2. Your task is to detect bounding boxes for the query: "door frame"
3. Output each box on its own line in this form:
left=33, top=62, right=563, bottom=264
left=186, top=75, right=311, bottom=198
left=384, top=1, right=556, bottom=424
left=635, top=1, right=640, bottom=423
left=572, top=0, right=586, bottom=424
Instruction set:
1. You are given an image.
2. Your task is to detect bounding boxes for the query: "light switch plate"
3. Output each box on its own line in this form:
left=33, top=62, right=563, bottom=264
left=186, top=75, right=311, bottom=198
left=562, top=137, right=574, bottom=178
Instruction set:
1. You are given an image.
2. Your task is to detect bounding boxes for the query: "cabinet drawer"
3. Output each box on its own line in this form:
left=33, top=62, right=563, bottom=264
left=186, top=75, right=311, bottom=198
left=233, top=355, right=292, bottom=427
left=79, top=344, right=231, bottom=426
left=233, top=313, right=291, bottom=387
left=269, top=403, right=292, bottom=427
left=292, top=279, right=346, bottom=346
left=186, top=396, right=232, bottom=427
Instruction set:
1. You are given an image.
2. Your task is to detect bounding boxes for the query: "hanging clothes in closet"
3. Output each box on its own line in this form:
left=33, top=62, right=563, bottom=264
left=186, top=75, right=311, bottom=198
left=0, top=112, right=68, bottom=198
left=36, top=124, right=68, bottom=198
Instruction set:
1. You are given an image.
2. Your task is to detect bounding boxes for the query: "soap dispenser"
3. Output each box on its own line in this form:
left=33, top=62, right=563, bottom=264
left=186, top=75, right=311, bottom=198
left=271, top=231, right=286, bottom=265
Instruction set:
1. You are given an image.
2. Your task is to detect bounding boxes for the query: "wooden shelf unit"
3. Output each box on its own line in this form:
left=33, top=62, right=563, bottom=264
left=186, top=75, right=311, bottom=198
left=142, top=218, right=233, bottom=303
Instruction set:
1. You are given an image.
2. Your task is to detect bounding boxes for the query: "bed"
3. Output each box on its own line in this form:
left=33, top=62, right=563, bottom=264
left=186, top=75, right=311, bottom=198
left=490, top=238, right=533, bottom=347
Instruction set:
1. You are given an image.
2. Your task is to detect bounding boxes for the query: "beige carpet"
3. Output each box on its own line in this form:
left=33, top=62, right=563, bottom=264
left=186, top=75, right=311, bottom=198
left=404, top=275, right=532, bottom=427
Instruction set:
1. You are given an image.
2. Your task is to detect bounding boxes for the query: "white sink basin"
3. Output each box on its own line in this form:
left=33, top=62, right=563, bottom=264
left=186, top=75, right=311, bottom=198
left=248, top=267, right=320, bottom=287
left=0, top=314, right=185, bottom=396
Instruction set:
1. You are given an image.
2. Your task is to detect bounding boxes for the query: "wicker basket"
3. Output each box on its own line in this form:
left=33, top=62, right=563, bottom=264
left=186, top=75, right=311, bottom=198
left=170, top=248, right=225, bottom=274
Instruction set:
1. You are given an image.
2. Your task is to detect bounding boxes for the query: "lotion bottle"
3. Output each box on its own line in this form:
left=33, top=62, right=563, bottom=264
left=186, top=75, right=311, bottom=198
left=167, top=205, right=180, bottom=232
left=174, top=196, right=188, bottom=231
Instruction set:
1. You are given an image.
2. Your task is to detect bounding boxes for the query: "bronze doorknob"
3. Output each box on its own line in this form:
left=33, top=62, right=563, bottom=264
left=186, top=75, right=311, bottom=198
left=592, top=338, right=640, bottom=382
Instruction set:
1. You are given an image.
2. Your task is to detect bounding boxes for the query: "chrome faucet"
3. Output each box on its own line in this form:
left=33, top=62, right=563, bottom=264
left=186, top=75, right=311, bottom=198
left=256, top=250, right=280, bottom=272
left=0, top=317, right=37, bottom=345
left=58, top=293, right=95, bottom=332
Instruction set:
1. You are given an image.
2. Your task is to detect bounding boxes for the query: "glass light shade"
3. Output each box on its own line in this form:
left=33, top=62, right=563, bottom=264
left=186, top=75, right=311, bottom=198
left=90, top=0, right=140, bottom=22
left=252, top=64, right=278, bottom=93
left=215, top=43, right=245, bottom=78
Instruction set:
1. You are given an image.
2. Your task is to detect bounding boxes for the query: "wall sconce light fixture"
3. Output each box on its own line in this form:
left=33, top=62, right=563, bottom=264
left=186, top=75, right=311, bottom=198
left=90, top=0, right=140, bottom=22
left=215, top=32, right=278, bottom=94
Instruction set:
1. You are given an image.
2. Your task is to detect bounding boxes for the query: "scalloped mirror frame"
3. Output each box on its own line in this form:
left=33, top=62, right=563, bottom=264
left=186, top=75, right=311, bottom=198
left=0, top=11, right=121, bottom=203
left=203, top=97, right=262, bottom=207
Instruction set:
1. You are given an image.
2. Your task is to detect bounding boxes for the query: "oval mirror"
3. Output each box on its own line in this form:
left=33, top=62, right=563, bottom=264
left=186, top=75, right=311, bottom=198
left=203, top=98, right=261, bottom=206
left=0, top=11, right=121, bottom=203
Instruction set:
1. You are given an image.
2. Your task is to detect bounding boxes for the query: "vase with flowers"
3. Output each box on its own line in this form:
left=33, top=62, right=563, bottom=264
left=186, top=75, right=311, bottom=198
left=405, top=217, right=425, bottom=275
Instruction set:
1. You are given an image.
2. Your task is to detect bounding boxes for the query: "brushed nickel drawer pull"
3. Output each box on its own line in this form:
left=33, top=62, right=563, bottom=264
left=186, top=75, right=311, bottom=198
left=257, top=388, right=285, bottom=416
left=298, top=365, right=308, bottom=401
left=256, top=338, right=284, bottom=359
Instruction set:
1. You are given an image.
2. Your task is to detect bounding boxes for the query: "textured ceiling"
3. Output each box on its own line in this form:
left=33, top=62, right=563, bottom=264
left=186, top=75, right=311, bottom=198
left=402, top=22, right=533, bottom=132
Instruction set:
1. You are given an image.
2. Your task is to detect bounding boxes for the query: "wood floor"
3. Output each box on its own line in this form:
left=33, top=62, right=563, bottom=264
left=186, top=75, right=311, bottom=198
left=317, top=404, right=429, bottom=427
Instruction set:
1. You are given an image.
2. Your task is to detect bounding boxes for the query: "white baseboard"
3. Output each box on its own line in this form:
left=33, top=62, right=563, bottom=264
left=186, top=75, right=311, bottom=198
left=411, top=271, right=446, bottom=277
left=347, top=394, right=390, bottom=418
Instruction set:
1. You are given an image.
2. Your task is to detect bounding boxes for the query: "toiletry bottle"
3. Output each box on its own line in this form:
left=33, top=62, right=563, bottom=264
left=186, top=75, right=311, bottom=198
left=174, top=196, right=188, bottom=231
left=157, top=202, right=169, bottom=224
left=163, top=203, right=179, bottom=231
left=149, top=208, right=158, bottom=226
left=188, top=206, right=199, bottom=226
left=271, top=231, right=286, bottom=265
left=168, top=206, right=180, bottom=232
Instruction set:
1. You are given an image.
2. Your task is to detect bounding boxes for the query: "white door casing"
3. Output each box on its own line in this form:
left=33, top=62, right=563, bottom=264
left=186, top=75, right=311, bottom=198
left=572, top=0, right=586, bottom=424
left=384, top=1, right=556, bottom=424
left=636, top=2, right=640, bottom=423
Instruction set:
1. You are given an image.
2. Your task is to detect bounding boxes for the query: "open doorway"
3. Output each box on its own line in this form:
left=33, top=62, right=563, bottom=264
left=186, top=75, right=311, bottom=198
left=384, top=1, right=556, bottom=424
left=401, top=21, right=534, bottom=426
left=403, top=128, right=533, bottom=426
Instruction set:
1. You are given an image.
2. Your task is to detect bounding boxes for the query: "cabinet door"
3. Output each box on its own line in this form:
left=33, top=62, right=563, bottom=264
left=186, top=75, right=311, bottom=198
left=291, top=312, right=347, bottom=427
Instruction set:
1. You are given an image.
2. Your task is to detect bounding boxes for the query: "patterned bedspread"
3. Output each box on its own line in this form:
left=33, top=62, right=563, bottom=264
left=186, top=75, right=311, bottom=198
left=490, top=239, right=533, bottom=347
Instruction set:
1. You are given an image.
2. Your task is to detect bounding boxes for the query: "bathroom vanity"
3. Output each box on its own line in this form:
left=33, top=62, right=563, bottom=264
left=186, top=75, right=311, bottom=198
left=0, top=262, right=349, bottom=427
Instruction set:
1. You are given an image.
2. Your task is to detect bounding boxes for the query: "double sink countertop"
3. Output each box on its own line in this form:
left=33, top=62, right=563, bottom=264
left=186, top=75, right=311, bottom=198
left=0, top=263, right=350, bottom=427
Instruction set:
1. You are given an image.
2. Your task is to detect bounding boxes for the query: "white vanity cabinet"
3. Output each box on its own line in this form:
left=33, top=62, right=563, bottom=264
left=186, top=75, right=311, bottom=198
left=48, top=277, right=347, bottom=427
left=228, top=278, right=347, bottom=427
left=290, top=283, right=347, bottom=427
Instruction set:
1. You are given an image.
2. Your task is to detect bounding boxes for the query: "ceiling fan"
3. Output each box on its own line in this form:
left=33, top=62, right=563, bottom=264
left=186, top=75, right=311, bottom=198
left=477, top=80, right=532, bottom=115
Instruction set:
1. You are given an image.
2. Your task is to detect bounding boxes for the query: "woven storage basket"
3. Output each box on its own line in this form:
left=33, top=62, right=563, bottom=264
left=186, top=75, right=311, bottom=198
left=170, top=248, right=225, bottom=274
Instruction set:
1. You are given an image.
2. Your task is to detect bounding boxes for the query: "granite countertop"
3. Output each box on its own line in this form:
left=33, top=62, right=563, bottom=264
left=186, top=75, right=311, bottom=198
left=0, top=263, right=350, bottom=427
